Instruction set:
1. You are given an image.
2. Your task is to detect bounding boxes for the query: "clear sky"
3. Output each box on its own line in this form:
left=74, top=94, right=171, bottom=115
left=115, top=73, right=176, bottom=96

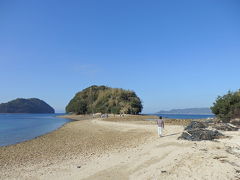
left=0, top=0, right=240, bottom=113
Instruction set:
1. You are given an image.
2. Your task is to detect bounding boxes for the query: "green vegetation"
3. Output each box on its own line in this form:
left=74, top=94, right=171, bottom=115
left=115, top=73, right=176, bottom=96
left=66, top=85, right=143, bottom=115
left=211, top=90, right=240, bottom=122
left=0, top=98, right=55, bottom=113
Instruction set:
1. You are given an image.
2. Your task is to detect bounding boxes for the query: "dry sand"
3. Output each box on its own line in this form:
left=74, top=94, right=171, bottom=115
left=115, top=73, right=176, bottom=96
left=0, top=115, right=240, bottom=180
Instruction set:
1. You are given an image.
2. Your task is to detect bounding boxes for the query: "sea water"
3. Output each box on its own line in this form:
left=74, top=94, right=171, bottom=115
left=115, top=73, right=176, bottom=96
left=0, top=114, right=70, bottom=146
left=155, top=114, right=215, bottom=119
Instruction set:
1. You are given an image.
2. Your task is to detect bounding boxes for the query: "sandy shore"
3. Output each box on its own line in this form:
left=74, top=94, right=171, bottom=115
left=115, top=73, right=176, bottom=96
left=0, top=115, right=240, bottom=180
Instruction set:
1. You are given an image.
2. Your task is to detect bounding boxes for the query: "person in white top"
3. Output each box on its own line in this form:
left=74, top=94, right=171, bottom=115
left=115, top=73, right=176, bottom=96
left=156, top=116, right=164, bottom=137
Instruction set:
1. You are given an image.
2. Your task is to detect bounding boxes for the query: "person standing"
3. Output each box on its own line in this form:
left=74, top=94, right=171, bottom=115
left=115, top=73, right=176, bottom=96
left=156, top=116, right=164, bottom=137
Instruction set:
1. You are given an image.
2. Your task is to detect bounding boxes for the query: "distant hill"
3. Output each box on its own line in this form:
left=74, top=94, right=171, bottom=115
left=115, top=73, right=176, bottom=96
left=0, top=98, right=55, bottom=113
left=157, top=108, right=213, bottom=115
left=66, top=85, right=142, bottom=114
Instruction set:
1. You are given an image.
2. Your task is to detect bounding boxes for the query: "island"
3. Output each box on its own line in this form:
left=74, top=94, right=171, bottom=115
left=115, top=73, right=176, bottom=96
left=157, top=108, right=213, bottom=115
left=66, top=85, right=142, bottom=114
left=0, top=98, right=55, bottom=113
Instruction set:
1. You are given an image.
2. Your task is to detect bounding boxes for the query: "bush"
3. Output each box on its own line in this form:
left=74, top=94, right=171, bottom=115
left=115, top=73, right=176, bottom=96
left=211, top=90, right=240, bottom=122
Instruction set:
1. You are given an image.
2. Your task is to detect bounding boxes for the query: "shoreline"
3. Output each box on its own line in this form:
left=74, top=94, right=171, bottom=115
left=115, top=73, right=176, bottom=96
left=0, top=113, right=215, bottom=147
left=0, top=114, right=152, bottom=147
left=0, top=115, right=156, bottom=179
left=0, top=115, right=240, bottom=179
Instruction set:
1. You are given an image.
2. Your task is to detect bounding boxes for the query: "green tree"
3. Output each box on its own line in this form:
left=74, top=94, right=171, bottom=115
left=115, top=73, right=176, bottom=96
left=211, top=90, right=240, bottom=122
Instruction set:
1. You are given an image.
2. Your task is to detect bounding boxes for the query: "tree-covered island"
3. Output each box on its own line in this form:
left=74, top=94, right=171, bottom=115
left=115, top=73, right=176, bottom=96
left=66, top=85, right=143, bottom=115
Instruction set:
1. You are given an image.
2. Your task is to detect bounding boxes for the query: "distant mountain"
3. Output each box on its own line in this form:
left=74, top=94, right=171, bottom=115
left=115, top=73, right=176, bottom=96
left=0, top=98, right=55, bottom=113
left=157, top=108, right=213, bottom=115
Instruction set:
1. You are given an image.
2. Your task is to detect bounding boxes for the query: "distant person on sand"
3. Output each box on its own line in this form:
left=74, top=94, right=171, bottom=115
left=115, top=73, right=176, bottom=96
left=156, top=116, right=164, bottom=137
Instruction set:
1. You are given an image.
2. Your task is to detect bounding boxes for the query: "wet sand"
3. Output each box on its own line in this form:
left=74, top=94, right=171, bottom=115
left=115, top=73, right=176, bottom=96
left=0, top=115, right=240, bottom=179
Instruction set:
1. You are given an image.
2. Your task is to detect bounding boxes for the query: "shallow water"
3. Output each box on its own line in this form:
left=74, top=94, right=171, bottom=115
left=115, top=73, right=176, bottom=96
left=0, top=113, right=70, bottom=146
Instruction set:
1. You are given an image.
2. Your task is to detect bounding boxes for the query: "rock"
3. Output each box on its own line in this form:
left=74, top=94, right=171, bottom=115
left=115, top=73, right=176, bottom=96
left=212, top=123, right=239, bottom=131
left=184, top=121, right=207, bottom=131
left=226, top=146, right=240, bottom=158
left=179, top=128, right=224, bottom=141
left=230, top=119, right=240, bottom=126
left=179, top=121, right=224, bottom=141
left=77, top=166, right=81, bottom=168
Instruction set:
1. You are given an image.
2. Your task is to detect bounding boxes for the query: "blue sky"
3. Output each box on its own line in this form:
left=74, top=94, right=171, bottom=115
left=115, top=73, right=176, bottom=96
left=0, top=0, right=240, bottom=113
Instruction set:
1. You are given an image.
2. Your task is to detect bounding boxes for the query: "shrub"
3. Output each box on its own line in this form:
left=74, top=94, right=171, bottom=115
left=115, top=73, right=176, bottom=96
left=211, top=90, right=240, bottom=122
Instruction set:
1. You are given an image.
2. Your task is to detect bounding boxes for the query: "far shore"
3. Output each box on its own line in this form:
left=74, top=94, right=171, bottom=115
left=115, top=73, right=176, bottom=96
left=0, top=115, right=239, bottom=180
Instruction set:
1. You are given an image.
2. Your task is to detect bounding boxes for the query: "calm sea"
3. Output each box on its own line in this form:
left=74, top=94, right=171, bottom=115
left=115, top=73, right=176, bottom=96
left=154, top=114, right=215, bottom=119
left=0, top=113, right=71, bottom=147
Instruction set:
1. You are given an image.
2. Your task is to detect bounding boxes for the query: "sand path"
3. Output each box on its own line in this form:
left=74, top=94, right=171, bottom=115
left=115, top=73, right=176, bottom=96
left=0, top=116, right=240, bottom=180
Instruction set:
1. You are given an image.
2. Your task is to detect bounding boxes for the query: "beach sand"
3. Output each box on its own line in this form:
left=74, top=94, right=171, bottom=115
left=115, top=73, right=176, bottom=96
left=0, top=115, right=239, bottom=180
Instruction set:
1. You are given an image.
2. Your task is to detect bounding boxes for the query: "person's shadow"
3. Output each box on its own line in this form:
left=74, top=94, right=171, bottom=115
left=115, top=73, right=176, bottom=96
left=161, top=132, right=182, bottom=138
